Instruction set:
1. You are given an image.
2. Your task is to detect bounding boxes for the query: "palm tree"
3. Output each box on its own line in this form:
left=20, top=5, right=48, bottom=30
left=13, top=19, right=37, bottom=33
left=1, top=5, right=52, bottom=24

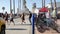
left=11, top=9, right=13, bottom=12
left=42, top=0, right=43, bottom=8
left=44, top=0, right=45, bottom=7
left=2, top=7, right=5, bottom=12
left=10, top=0, right=12, bottom=13
left=50, top=0, right=53, bottom=10
left=54, top=0, right=56, bottom=8
left=54, top=0, right=57, bottom=19
left=54, top=0, right=57, bottom=10
left=13, top=0, right=15, bottom=14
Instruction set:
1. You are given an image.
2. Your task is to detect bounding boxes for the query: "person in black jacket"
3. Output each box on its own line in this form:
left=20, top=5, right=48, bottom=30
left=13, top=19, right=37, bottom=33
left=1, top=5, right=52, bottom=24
left=21, top=13, right=25, bottom=24
left=29, top=12, right=32, bottom=24
left=5, top=12, right=8, bottom=23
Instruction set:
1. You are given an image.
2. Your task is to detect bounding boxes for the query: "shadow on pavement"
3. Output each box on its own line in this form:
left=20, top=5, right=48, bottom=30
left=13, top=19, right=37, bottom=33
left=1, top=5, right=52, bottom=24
left=6, top=28, right=27, bottom=30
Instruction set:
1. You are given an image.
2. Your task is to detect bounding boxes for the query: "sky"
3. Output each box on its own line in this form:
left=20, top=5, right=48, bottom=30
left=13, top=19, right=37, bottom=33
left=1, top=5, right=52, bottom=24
left=0, top=0, right=60, bottom=14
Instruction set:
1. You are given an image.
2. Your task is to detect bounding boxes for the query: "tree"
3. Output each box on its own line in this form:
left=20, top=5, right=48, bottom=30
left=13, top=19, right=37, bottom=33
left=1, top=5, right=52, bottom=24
left=54, top=0, right=57, bottom=20
left=2, top=7, right=5, bottom=12
left=44, top=0, right=45, bottom=7
left=42, top=0, right=43, bottom=8
left=13, top=0, right=15, bottom=14
left=10, top=0, right=12, bottom=13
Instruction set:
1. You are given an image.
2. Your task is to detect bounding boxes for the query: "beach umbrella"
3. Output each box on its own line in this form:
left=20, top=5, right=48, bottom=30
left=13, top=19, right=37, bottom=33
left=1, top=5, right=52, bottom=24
left=39, top=7, right=48, bottom=12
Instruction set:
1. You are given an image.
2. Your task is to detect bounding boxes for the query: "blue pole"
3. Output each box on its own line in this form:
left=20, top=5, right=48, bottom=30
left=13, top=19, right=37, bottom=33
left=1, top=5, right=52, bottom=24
left=32, top=14, right=34, bottom=34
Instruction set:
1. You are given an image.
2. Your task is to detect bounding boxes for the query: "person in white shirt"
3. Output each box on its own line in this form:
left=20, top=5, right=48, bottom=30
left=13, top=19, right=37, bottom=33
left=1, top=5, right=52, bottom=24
left=31, top=8, right=39, bottom=24
left=51, top=9, right=56, bottom=21
left=45, top=12, right=50, bottom=18
left=34, top=8, right=39, bottom=23
left=45, top=10, right=51, bottom=27
left=10, top=12, right=15, bottom=25
left=34, top=8, right=39, bottom=16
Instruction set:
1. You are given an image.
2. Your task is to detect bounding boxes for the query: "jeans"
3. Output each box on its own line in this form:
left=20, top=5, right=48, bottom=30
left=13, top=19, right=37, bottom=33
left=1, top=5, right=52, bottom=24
left=29, top=18, right=31, bottom=23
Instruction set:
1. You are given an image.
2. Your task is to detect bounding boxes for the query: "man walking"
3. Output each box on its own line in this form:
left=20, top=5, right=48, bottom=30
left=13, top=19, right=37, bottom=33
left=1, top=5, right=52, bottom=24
left=29, top=12, right=32, bottom=24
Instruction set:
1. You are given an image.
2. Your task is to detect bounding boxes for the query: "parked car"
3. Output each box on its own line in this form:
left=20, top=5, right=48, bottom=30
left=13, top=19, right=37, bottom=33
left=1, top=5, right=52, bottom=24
left=0, top=13, right=6, bottom=34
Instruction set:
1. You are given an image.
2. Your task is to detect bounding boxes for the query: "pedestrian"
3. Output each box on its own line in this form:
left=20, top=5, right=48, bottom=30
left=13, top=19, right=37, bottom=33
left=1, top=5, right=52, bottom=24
left=40, top=13, right=45, bottom=21
left=45, top=10, right=51, bottom=27
left=2, top=13, right=4, bottom=19
left=5, top=12, right=8, bottom=23
left=10, top=11, right=15, bottom=25
left=51, top=9, right=57, bottom=22
left=21, top=13, right=25, bottom=24
left=29, top=12, right=32, bottom=24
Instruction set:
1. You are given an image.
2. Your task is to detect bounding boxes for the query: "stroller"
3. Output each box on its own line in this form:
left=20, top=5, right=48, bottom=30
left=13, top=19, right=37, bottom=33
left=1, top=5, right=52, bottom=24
left=36, top=13, right=60, bottom=33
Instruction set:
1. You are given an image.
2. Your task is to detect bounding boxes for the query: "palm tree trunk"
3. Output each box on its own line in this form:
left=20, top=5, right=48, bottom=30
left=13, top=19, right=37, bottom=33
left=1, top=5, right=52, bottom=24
left=54, top=0, right=57, bottom=20
left=13, top=0, right=15, bottom=14
left=42, top=0, right=43, bottom=8
left=18, top=0, right=19, bottom=12
left=54, top=0, right=57, bottom=17
left=10, top=0, right=12, bottom=13
left=54, top=0, right=57, bottom=13
left=54, top=0, right=57, bottom=9
left=18, top=0, right=21, bottom=11
left=3, top=10, right=4, bottom=12
left=44, top=0, right=45, bottom=7
left=50, top=0, right=53, bottom=11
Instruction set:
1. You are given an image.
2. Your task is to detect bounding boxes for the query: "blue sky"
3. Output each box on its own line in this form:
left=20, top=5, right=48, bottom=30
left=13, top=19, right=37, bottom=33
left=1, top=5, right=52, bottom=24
left=0, top=0, right=60, bottom=14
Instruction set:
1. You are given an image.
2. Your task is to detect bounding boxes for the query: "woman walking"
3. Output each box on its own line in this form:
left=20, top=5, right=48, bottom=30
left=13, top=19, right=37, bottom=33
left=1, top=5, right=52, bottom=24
left=10, top=12, right=15, bottom=25
left=29, top=12, right=32, bottom=24
left=21, top=13, right=25, bottom=24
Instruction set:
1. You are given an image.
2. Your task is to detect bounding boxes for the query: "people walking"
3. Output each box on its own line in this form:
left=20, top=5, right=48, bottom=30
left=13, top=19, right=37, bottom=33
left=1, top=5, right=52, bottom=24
left=10, top=12, right=15, bottom=25
left=21, top=13, right=25, bottom=24
left=5, top=12, right=8, bottom=23
left=29, top=12, right=32, bottom=24
left=51, top=9, right=57, bottom=22
left=45, top=10, right=51, bottom=27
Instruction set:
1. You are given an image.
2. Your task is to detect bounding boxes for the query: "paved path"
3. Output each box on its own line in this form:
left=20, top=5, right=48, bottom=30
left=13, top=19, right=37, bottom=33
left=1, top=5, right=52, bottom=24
left=6, top=24, right=32, bottom=34
left=5, top=16, right=32, bottom=34
left=8, top=15, right=30, bottom=25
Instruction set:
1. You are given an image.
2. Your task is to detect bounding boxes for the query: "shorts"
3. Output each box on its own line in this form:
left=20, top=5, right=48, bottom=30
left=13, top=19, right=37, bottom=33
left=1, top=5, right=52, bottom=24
left=10, top=18, right=13, bottom=21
